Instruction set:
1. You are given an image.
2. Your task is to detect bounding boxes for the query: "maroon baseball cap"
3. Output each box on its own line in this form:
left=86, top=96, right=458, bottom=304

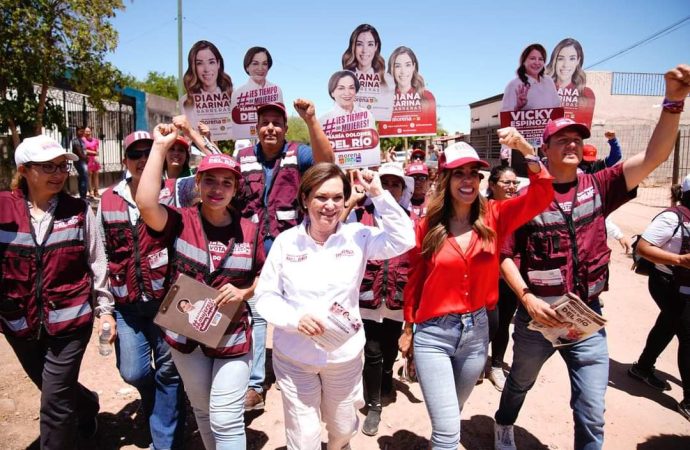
left=123, top=131, right=153, bottom=153
left=256, top=102, right=287, bottom=121
left=405, top=163, right=429, bottom=177
left=410, top=149, right=426, bottom=161
left=197, top=153, right=241, bottom=179
left=542, top=118, right=591, bottom=143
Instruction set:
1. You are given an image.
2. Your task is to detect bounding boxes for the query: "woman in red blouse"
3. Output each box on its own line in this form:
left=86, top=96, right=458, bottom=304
left=399, top=131, right=554, bottom=449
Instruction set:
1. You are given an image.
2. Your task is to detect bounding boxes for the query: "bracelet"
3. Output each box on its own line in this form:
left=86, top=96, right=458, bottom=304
left=662, top=98, right=685, bottom=114
left=524, top=155, right=540, bottom=164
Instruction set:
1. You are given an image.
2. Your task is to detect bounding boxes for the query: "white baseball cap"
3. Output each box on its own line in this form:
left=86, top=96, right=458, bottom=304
left=15, top=135, right=78, bottom=166
left=378, top=162, right=414, bottom=208
left=682, top=174, right=690, bottom=193
left=439, top=141, right=489, bottom=170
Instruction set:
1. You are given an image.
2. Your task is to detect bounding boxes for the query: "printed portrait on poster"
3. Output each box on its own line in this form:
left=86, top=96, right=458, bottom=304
left=179, top=40, right=234, bottom=141
left=320, top=70, right=380, bottom=169
left=342, top=24, right=395, bottom=121
left=230, top=46, right=284, bottom=139
left=545, top=38, right=596, bottom=128
left=377, top=46, right=437, bottom=138
left=500, top=43, right=563, bottom=155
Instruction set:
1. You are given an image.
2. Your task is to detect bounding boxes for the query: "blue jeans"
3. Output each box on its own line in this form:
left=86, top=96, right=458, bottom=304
left=247, top=296, right=266, bottom=393
left=414, top=309, right=489, bottom=449
left=115, top=304, right=186, bottom=450
left=495, top=305, right=608, bottom=450
left=75, top=160, right=89, bottom=199
left=171, top=348, right=251, bottom=450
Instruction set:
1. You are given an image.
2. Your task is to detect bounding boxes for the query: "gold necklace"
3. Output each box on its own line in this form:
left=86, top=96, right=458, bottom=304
left=307, top=225, right=326, bottom=245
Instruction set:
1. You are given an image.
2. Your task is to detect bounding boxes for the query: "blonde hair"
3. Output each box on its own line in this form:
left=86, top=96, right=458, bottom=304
left=10, top=171, right=27, bottom=192
left=421, top=170, right=496, bottom=257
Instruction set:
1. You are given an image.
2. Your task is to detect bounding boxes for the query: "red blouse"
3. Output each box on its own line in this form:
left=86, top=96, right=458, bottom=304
left=403, top=165, right=554, bottom=324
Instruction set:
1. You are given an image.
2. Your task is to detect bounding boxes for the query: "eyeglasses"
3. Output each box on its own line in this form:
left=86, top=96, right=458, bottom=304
left=498, top=180, right=521, bottom=186
left=26, top=162, right=72, bottom=174
left=126, top=149, right=151, bottom=160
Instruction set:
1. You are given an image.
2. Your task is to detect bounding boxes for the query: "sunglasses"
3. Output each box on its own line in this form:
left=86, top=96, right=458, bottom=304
left=26, top=161, right=72, bottom=174
left=413, top=176, right=428, bottom=182
left=126, top=149, right=151, bottom=160
left=412, top=155, right=425, bottom=161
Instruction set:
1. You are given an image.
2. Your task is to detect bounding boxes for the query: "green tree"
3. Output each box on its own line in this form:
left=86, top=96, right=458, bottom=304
left=123, top=71, right=178, bottom=99
left=0, top=0, right=125, bottom=147
left=286, top=116, right=310, bottom=143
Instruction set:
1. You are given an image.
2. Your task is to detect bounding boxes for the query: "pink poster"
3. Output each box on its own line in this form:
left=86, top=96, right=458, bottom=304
left=377, top=46, right=437, bottom=138
left=230, top=47, right=284, bottom=139
left=179, top=40, right=234, bottom=141
left=545, top=38, right=596, bottom=128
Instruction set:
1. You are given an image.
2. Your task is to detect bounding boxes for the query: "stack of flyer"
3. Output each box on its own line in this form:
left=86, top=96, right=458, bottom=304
left=528, top=292, right=607, bottom=348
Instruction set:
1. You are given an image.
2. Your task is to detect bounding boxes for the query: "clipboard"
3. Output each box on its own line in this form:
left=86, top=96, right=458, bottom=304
left=154, top=273, right=243, bottom=348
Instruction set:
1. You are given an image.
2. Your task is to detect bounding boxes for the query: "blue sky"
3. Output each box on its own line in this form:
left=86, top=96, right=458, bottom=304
left=107, top=0, right=690, bottom=134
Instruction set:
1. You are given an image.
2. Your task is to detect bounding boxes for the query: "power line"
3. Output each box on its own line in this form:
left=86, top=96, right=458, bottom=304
left=586, top=15, right=690, bottom=69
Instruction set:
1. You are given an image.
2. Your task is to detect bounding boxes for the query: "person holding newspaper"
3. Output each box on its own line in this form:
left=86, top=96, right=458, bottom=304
left=628, top=174, right=690, bottom=421
left=398, top=135, right=554, bottom=450
left=494, top=65, right=690, bottom=450
left=254, top=163, right=414, bottom=450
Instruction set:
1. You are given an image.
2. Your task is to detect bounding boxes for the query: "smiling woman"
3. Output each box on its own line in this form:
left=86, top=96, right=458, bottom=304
left=135, top=123, right=265, bottom=449
left=254, top=163, right=415, bottom=450
left=1, top=135, right=113, bottom=449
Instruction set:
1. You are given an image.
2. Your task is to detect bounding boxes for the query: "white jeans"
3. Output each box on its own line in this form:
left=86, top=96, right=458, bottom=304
left=171, top=347, right=251, bottom=450
left=273, top=350, right=364, bottom=450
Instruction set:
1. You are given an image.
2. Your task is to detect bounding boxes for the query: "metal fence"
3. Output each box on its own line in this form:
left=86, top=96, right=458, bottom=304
left=41, top=85, right=136, bottom=173
left=611, top=72, right=666, bottom=97
left=588, top=123, right=690, bottom=208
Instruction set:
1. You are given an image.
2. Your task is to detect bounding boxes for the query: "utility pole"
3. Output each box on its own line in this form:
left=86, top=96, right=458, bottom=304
left=177, top=0, right=183, bottom=99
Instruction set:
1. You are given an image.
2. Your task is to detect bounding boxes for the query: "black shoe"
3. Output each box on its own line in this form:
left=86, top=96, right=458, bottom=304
left=627, top=362, right=672, bottom=391
left=678, top=400, right=690, bottom=421
left=79, top=416, right=98, bottom=439
left=361, top=409, right=381, bottom=436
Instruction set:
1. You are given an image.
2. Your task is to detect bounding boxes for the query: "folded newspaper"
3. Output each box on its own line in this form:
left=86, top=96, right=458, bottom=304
left=528, top=292, right=607, bottom=348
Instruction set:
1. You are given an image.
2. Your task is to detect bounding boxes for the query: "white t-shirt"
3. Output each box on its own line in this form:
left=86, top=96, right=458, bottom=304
left=641, top=210, right=690, bottom=275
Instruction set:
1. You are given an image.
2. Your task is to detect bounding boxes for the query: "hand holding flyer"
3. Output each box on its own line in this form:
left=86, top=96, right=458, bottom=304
left=308, top=301, right=363, bottom=352
left=528, top=292, right=607, bottom=348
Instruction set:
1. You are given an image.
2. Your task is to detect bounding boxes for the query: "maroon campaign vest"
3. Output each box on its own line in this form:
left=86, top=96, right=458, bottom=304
left=0, top=191, right=92, bottom=337
left=357, top=206, right=410, bottom=310
left=236, top=142, right=302, bottom=242
left=100, top=181, right=175, bottom=305
left=518, top=174, right=610, bottom=304
left=163, top=207, right=259, bottom=358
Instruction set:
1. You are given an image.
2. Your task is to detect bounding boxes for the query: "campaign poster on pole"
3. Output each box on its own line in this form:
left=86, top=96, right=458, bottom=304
left=320, top=71, right=380, bottom=169
left=230, top=47, right=284, bottom=139
left=500, top=43, right=563, bottom=151
left=179, top=40, right=234, bottom=141
left=377, top=46, right=437, bottom=138
left=545, top=38, right=595, bottom=128
left=341, top=24, right=395, bottom=121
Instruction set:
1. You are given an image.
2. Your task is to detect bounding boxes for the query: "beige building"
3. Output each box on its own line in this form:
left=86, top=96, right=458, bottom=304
left=469, top=71, right=690, bottom=181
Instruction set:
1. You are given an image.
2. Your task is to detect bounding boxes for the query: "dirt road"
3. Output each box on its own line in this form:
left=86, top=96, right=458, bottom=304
left=1, top=200, right=689, bottom=449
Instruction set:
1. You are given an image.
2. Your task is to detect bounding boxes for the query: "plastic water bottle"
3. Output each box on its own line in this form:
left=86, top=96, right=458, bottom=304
left=99, top=322, right=112, bottom=356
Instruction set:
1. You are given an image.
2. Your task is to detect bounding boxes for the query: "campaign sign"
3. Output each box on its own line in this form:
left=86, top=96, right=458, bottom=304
left=230, top=83, right=283, bottom=139
left=320, top=109, right=381, bottom=169
left=500, top=107, right=565, bottom=148
left=377, top=90, right=437, bottom=138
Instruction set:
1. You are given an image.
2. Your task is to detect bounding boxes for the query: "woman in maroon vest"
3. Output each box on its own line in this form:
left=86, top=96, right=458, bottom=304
left=0, top=135, right=115, bottom=449
left=349, top=162, right=414, bottom=436
left=137, top=124, right=264, bottom=449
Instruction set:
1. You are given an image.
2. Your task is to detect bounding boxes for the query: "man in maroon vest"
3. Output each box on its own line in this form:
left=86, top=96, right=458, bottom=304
left=235, top=99, right=334, bottom=410
left=494, top=64, right=690, bottom=450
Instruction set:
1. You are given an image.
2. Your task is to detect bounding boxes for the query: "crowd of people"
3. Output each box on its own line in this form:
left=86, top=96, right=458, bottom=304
left=0, top=64, right=689, bottom=450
